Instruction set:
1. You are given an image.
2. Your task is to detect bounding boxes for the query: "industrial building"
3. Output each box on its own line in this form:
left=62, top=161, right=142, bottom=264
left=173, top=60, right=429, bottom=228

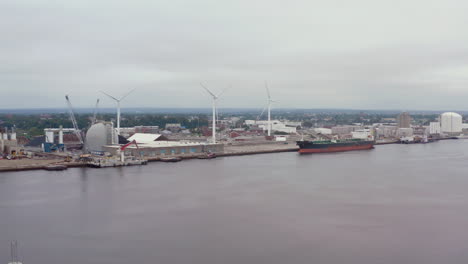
left=331, top=125, right=363, bottom=135
left=86, top=128, right=224, bottom=158
left=102, top=141, right=224, bottom=158
left=0, top=128, right=22, bottom=156
left=314, top=128, right=332, bottom=135
left=429, top=122, right=441, bottom=135
left=43, top=127, right=79, bottom=152
left=351, top=129, right=373, bottom=139
left=397, top=112, right=411, bottom=128
left=244, top=120, right=297, bottom=134
left=397, top=128, right=414, bottom=138
left=119, top=126, right=160, bottom=138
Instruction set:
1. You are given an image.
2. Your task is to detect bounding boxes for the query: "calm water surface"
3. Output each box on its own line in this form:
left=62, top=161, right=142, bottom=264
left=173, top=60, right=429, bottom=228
left=2, top=140, right=468, bottom=264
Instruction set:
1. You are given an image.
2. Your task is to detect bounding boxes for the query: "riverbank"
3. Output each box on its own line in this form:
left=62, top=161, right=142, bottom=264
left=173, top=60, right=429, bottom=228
left=0, top=142, right=300, bottom=172
left=0, top=139, right=418, bottom=172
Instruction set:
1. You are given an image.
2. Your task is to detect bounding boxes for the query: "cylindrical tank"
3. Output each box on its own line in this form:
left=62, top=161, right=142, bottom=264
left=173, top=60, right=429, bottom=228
left=10, top=132, right=16, bottom=140
left=440, top=112, right=462, bottom=134
left=45, top=131, right=55, bottom=143
left=58, top=130, right=63, bottom=144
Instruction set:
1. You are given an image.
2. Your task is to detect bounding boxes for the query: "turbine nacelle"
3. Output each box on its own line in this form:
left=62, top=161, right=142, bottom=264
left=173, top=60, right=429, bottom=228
left=200, top=83, right=228, bottom=100
left=100, top=88, right=136, bottom=139
left=100, top=88, right=136, bottom=102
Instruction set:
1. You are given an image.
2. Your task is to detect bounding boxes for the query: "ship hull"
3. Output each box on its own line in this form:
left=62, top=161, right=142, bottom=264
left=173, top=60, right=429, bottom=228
left=297, top=140, right=374, bottom=154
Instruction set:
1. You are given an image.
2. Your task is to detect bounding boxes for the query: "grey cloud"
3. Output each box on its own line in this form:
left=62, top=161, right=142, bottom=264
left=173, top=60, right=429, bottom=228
left=1, top=0, right=468, bottom=110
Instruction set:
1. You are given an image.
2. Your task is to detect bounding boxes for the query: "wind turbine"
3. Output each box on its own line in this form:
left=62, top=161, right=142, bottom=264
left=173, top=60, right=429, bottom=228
left=265, top=81, right=278, bottom=137
left=200, top=83, right=227, bottom=144
left=100, top=88, right=136, bottom=138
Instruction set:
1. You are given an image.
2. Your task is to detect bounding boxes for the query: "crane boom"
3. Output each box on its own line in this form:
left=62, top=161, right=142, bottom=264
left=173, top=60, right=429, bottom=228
left=65, top=95, right=83, bottom=144
left=120, top=140, right=139, bottom=150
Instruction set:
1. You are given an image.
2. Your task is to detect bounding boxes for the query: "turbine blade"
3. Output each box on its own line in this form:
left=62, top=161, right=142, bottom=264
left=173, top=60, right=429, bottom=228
left=100, top=90, right=119, bottom=101
left=257, top=104, right=268, bottom=120
left=217, top=86, right=229, bottom=98
left=265, top=81, right=271, bottom=100
left=200, top=82, right=216, bottom=98
left=120, top=88, right=136, bottom=101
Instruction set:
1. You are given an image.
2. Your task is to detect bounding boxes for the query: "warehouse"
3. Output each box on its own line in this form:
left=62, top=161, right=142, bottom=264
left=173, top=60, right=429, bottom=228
left=102, top=141, right=224, bottom=158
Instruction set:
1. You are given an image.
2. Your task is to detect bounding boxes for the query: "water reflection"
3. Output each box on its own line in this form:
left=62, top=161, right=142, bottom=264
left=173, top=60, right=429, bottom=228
left=1, top=140, right=468, bottom=264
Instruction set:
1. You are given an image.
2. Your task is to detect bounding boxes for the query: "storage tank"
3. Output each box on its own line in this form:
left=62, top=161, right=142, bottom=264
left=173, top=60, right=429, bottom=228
left=440, top=112, right=462, bottom=135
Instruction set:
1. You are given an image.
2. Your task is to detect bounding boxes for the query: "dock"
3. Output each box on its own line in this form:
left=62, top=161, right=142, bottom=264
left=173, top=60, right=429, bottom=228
left=0, top=139, right=408, bottom=172
left=86, top=157, right=148, bottom=168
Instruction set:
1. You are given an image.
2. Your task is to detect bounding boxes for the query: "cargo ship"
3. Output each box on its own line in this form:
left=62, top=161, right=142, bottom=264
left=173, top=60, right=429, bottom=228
left=296, top=138, right=374, bottom=154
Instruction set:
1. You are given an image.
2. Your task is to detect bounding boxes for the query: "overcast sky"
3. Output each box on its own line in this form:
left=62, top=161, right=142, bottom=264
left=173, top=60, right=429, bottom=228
left=1, top=0, right=468, bottom=110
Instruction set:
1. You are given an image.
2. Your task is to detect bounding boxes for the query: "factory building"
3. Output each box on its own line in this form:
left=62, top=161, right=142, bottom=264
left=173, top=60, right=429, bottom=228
left=314, top=128, right=332, bottom=135
left=94, top=130, right=224, bottom=158
left=429, top=122, right=441, bottom=135
left=127, top=133, right=169, bottom=143
left=397, top=112, right=411, bottom=128
left=119, top=126, right=160, bottom=138
left=331, top=125, right=363, bottom=135
left=244, top=120, right=297, bottom=134
left=0, top=128, right=22, bottom=156
left=373, top=125, right=398, bottom=139
left=440, top=112, right=462, bottom=136
left=351, top=129, right=373, bottom=139
left=102, top=141, right=224, bottom=158
left=397, top=128, right=414, bottom=138
left=43, top=127, right=78, bottom=152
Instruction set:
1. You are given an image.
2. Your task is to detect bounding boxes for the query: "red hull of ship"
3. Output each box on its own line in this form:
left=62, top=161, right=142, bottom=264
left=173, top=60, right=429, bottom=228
left=298, top=144, right=374, bottom=154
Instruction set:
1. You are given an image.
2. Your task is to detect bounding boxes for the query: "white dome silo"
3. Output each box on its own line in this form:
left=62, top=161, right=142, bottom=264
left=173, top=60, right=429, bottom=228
left=85, top=122, right=114, bottom=152
left=440, top=112, right=462, bottom=135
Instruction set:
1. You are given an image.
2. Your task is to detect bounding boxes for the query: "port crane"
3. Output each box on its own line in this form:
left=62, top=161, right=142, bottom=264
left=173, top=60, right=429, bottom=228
left=65, top=95, right=84, bottom=144
left=119, top=140, right=142, bottom=162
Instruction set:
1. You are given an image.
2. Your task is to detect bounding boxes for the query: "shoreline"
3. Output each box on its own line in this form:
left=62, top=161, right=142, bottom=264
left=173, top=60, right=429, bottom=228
left=0, top=138, right=449, bottom=173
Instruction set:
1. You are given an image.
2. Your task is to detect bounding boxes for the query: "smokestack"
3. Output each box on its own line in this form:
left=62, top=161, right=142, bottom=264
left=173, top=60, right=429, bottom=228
left=2, top=128, right=8, bottom=140
left=45, top=130, right=54, bottom=143
left=10, top=127, right=16, bottom=140
left=59, top=126, right=63, bottom=144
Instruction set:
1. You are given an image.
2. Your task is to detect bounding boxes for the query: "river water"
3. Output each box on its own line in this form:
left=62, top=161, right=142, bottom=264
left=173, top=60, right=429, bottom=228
left=1, top=140, right=468, bottom=264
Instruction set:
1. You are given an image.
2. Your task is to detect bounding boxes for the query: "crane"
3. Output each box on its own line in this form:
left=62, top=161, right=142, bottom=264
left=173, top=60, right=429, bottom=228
left=119, top=140, right=142, bottom=162
left=65, top=95, right=84, bottom=144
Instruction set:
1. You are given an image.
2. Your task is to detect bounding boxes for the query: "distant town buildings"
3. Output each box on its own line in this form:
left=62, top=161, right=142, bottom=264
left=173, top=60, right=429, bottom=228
left=244, top=120, right=298, bottom=134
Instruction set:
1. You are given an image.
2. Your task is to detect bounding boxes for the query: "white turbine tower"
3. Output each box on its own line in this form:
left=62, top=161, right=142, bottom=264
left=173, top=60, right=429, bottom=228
left=265, top=81, right=277, bottom=137
left=200, top=83, right=227, bottom=144
left=100, top=88, right=136, bottom=138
